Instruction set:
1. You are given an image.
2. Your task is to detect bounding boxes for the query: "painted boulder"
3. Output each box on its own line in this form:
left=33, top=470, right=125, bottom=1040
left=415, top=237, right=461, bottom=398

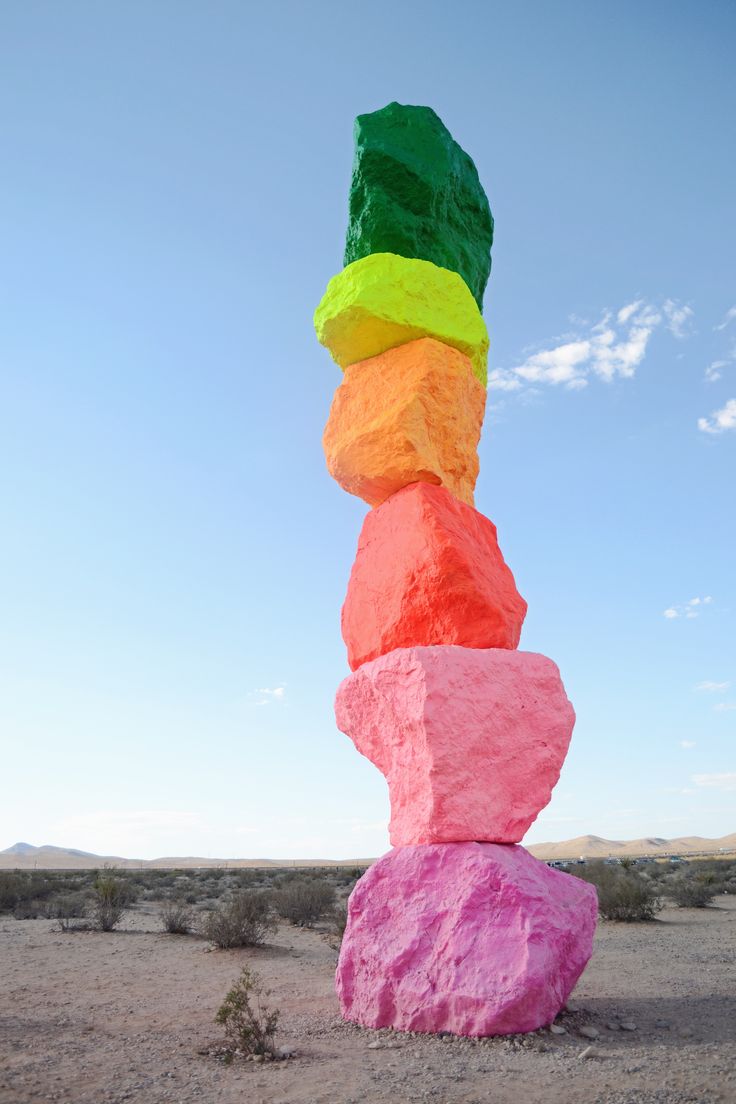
left=336, top=842, right=597, bottom=1036
left=341, top=483, right=526, bottom=670
left=335, top=645, right=575, bottom=845
left=323, top=337, right=486, bottom=508
left=313, top=252, right=489, bottom=385
left=343, top=102, right=494, bottom=310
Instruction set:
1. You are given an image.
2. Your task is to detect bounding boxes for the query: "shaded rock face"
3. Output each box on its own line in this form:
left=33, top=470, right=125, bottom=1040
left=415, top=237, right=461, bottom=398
left=341, top=483, right=526, bottom=670
left=335, top=646, right=575, bottom=846
left=336, top=842, right=597, bottom=1036
left=313, top=253, right=489, bottom=386
left=322, top=338, right=486, bottom=509
left=344, top=102, right=494, bottom=311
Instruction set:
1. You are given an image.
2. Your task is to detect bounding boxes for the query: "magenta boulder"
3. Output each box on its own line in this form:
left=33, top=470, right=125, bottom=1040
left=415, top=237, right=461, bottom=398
left=337, top=842, right=597, bottom=1036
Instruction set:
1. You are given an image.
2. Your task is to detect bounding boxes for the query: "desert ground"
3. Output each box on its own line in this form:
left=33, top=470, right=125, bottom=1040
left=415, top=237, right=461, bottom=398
left=1, top=892, right=734, bottom=1104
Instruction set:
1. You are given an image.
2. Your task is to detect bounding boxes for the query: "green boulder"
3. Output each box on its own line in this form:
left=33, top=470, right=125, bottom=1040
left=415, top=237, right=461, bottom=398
left=344, top=102, right=494, bottom=311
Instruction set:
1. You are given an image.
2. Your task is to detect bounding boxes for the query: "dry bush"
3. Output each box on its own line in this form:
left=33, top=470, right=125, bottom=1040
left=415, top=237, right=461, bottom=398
left=215, top=965, right=279, bottom=1058
left=667, top=877, right=716, bottom=908
left=574, top=861, right=662, bottom=921
left=330, top=901, right=348, bottom=945
left=200, top=891, right=276, bottom=948
left=159, top=899, right=194, bottom=934
left=273, top=880, right=336, bottom=928
left=49, top=893, right=91, bottom=931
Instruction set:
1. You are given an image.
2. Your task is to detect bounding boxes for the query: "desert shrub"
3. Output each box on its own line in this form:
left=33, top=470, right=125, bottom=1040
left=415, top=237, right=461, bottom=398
left=216, top=965, right=279, bottom=1058
left=0, top=871, right=57, bottom=914
left=330, top=902, right=348, bottom=945
left=159, top=899, right=194, bottom=934
left=200, top=891, right=276, bottom=948
left=574, top=861, right=662, bottom=921
left=667, top=877, right=716, bottom=909
left=273, top=880, right=336, bottom=928
left=49, top=893, right=91, bottom=931
left=91, top=873, right=129, bottom=931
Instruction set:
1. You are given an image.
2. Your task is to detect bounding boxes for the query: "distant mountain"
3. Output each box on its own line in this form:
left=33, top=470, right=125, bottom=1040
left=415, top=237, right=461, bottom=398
left=1, top=833, right=733, bottom=870
left=0, top=843, right=374, bottom=870
left=1, top=842, right=105, bottom=859
left=527, top=832, right=736, bottom=860
left=1, top=842, right=37, bottom=855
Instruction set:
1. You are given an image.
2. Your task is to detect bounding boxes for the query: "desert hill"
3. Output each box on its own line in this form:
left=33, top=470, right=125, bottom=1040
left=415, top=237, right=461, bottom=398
left=526, top=832, right=736, bottom=861
left=1, top=833, right=734, bottom=870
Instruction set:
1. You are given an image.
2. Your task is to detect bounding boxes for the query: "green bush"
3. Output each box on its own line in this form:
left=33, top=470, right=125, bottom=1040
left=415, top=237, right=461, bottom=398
left=91, top=873, right=129, bottom=931
left=574, top=861, right=662, bottom=921
left=200, top=891, right=276, bottom=948
left=215, top=966, right=279, bottom=1058
left=273, top=880, right=336, bottom=928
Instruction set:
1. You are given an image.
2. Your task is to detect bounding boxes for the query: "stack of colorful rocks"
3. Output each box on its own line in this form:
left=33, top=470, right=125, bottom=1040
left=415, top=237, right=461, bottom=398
left=314, top=103, right=597, bottom=1037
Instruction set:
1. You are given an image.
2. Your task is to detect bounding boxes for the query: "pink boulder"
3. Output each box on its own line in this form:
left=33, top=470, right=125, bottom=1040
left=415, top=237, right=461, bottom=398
left=336, top=842, right=597, bottom=1036
left=334, top=646, right=575, bottom=845
left=341, top=482, right=527, bottom=671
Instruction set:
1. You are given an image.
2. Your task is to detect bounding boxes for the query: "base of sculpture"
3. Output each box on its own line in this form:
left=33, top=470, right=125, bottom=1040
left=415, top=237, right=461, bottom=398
left=336, top=842, right=597, bottom=1037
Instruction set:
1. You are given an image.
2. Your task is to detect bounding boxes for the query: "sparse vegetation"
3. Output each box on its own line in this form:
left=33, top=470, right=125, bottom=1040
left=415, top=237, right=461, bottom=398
left=91, top=872, right=132, bottom=931
left=573, top=861, right=663, bottom=921
left=273, top=879, right=336, bottom=927
left=330, top=901, right=349, bottom=945
left=159, top=898, right=194, bottom=934
left=215, top=965, right=280, bottom=1058
left=667, top=876, right=716, bottom=909
left=200, top=891, right=276, bottom=948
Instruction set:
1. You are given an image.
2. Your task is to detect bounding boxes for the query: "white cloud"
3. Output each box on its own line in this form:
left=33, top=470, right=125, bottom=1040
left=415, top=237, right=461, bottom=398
left=695, top=680, right=731, bottom=693
left=663, top=299, right=694, bottom=339
left=713, top=702, right=736, bottom=713
left=664, top=597, right=714, bottom=620
left=249, top=684, right=287, bottom=706
left=692, top=772, right=736, bottom=791
left=617, top=300, right=643, bottom=324
left=698, top=398, right=736, bottom=435
left=490, top=299, right=689, bottom=395
left=714, top=306, right=736, bottom=332
left=680, top=740, right=697, bottom=749
left=705, top=360, right=726, bottom=383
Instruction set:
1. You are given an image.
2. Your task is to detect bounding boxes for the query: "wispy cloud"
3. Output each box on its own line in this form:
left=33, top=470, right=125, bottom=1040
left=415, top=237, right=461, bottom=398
left=679, top=740, right=697, bottom=749
left=714, top=306, right=736, bottom=332
left=489, top=299, right=691, bottom=394
left=713, top=702, right=736, bottom=713
left=695, top=680, right=731, bottom=693
left=698, top=398, right=736, bottom=435
left=663, top=596, right=713, bottom=620
left=249, top=685, right=286, bottom=707
left=692, top=772, right=736, bottom=791
left=663, top=300, right=694, bottom=339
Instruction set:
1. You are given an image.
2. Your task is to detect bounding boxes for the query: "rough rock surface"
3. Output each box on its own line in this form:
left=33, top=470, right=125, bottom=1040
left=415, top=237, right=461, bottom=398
left=336, top=842, right=598, bottom=1036
left=341, top=482, right=526, bottom=670
left=314, top=253, right=489, bottom=386
left=323, top=337, right=486, bottom=508
left=344, top=102, right=494, bottom=311
left=335, top=646, right=575, bottom=845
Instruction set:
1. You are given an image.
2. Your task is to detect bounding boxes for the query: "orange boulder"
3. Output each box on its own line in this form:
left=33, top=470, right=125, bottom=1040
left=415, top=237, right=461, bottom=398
left=341, top=482, right=527, bottom=670
left=323, top=338, right=486, bottom=508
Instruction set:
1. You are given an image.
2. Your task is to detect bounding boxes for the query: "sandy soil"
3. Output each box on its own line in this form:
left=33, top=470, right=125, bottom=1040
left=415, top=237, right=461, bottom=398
left=1, top=898, right=734, bottom=1104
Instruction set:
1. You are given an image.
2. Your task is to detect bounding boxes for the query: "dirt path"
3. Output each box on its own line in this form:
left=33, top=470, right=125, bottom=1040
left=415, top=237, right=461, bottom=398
left=1, top=898, right=735, bottom=1104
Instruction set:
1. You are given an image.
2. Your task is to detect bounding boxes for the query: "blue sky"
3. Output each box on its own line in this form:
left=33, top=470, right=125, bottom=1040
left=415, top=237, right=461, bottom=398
left=1, top=1, right=734, bottom=860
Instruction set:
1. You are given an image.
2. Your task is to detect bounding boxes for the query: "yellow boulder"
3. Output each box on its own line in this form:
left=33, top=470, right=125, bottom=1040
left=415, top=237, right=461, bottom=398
left=323, top=338, right=486, bottom=508
left=314, top=253, right=489, bottom=386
